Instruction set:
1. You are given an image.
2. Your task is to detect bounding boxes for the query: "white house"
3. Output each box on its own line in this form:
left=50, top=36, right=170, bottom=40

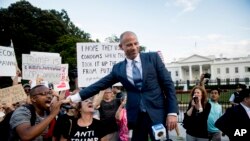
left=166, top=54, right=250, bottom=82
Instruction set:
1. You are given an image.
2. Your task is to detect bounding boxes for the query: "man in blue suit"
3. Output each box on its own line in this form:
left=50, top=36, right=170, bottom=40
left=65, top=31, right=178, bottom=141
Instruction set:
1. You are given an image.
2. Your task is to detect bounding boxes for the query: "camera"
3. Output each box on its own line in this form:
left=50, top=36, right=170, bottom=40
left=193, top=96, right=198, bottom=104
left=152, top=124, right=166, bottom=140
left=61, top=104, right=74, bottom=109
left=204, top=73, right=211, bottom=79
left=204, top=73, right=211, bottom=84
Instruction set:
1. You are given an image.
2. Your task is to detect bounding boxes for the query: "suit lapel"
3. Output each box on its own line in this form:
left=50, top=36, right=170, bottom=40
left=120, top=59, right=134, bottom=87
left=140, top=53, right=148, bottom=88
left=120, top=59, right=128, bottom=80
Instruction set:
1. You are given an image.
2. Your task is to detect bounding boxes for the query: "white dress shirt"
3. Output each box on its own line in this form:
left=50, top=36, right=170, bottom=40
left=240, top=103, right=250, bottom=119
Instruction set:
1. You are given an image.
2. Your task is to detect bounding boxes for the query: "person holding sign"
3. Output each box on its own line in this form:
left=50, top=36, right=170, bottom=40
left=64, top=31, right=178, bottom=141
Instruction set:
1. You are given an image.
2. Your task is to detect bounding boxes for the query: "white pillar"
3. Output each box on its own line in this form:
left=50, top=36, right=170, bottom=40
left=179, top=66, right=183, bottom=81
left=199, top=65, right=203, bottom=76
left=210, top=65, right=213, bottom=79
left=189, top=65, right=192, bottom=81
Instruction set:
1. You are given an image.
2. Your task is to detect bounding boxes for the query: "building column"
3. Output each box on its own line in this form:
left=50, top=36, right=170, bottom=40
left=210, top=65, right=213, bottom=79
left=199, top=65, right=203, bottom=76
left=189, top=65, right=192, bottom=81
left=179, top=66, right=183, bottom=81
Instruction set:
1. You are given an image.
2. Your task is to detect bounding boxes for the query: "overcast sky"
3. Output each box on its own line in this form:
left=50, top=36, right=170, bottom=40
left=2, top=0, right=250, bottom=62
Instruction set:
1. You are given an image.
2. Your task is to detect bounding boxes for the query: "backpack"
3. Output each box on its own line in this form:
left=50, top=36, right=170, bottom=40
left=0, top=104, right=36, bottom=141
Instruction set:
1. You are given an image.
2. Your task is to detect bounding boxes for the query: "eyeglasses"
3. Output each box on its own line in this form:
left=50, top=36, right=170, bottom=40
left=35, top=91, right=52, bottom=96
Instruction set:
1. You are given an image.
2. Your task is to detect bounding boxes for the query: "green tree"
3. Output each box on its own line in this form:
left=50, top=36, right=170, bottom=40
left=49, top=9, right=92, bottom=40
left=51, top=35, right=84, bottom=69
left=104, top=35, right=146, bottom=52
left=0, top=0, right=94, bottom=71
left=105, top=34, right=120, bottom=43
left=139, top=45, right=146, bottom=52
left=0, top=1, right=68, bottom=66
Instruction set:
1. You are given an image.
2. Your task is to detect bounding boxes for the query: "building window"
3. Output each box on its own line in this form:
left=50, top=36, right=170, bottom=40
left=235, top=67, right=238, bottom=73
left=245, top=77, right=249, bottom=85
left=245, top=67, right=250, bottom=73
left=235, top=78, right=239, bottom=84
left=226, top=68, right=229, bottom=74
left=217, top=68, right=220, bottom=74
left=175, top=71, right=178, bottom=76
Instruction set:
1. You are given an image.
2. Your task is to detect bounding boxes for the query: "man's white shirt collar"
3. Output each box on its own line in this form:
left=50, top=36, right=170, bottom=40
left=126, top=54, right=141, bottom=65
left=240, top=103, right=250, bottom=112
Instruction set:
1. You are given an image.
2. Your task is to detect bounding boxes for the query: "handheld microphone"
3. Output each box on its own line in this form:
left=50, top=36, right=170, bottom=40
left=152, top=124, right=166, bottom=140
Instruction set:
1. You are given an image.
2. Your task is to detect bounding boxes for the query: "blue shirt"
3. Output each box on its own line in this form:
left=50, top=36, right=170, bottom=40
left=207, top=99, right=222, bottom=133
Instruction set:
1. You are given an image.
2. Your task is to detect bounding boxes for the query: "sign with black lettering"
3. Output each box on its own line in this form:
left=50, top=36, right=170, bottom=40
left=0, top=46, right=17, bottom=76
left=22, top=54, right=61, bottom=83
left=76, top=43, right=125, bottom=87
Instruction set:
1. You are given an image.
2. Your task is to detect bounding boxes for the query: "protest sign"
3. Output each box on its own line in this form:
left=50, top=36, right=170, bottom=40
left=22, top=53, right=61, bottom=83
left=54, top=64, right=70, bottom=91
left=30, top=80, right=49, bottom=89
left=54, top=81, right=70, bottom=91
left=30, top=51, right=60, bottom=57
left=0, top=46, right=17, bottom=76
left=0, top=84, right=27, bottom=104
left=77, top=43, right=125, bottom=87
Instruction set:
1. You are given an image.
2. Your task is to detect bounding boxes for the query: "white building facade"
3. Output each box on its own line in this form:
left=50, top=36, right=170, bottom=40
left=166, top=54, right=250, bottom=82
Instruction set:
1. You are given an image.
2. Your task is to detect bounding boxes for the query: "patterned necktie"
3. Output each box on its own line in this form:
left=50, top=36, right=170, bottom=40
left=132, top=60, right=142, bottom=89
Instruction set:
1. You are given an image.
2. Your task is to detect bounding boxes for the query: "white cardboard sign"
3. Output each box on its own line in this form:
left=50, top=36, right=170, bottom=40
left=77, top=43, right=125, bottom=87
left=0, top=46, right=17, bottom=76
left=22, top=54, right=61, bottom=83
left=30, top=51, right=60, bottom=57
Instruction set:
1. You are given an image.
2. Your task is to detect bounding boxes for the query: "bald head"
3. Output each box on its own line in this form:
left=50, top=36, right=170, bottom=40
left=119, top=31, right=140, bottom=60
left=119, top=31, right=137, bottom=44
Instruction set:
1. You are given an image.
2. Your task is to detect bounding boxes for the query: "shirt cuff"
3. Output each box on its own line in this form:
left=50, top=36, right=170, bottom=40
left=168, top=113, right=177, bottom=116
left=69, top=93, right=82, bottom=103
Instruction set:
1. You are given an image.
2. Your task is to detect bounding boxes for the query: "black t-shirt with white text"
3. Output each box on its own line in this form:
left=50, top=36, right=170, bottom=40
left=69, top=118, right=105, bottom=141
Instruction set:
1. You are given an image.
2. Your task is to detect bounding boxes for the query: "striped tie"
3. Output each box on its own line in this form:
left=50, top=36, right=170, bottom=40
left=132, top=60, right=142, bottom=89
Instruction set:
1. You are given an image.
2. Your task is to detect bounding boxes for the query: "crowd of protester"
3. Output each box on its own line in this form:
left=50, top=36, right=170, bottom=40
left=1, top=69, right=249, bottom=141
left=0, top=70, right=130, bottom=141
left=0, top=31, right=249, bottom=141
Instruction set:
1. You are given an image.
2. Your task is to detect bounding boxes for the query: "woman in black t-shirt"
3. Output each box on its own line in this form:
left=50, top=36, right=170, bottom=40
left=60, top=97, right=106, bottom=141
left=183, top=86, right=211, bottom=141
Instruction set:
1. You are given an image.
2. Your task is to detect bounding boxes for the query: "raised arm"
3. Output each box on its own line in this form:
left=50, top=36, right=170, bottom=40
left=93, top=90, right=105, bottom=109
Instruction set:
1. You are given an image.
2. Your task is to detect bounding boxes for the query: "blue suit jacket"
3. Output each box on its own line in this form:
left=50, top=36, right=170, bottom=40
left=79, top=52, right=178, bottom=125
